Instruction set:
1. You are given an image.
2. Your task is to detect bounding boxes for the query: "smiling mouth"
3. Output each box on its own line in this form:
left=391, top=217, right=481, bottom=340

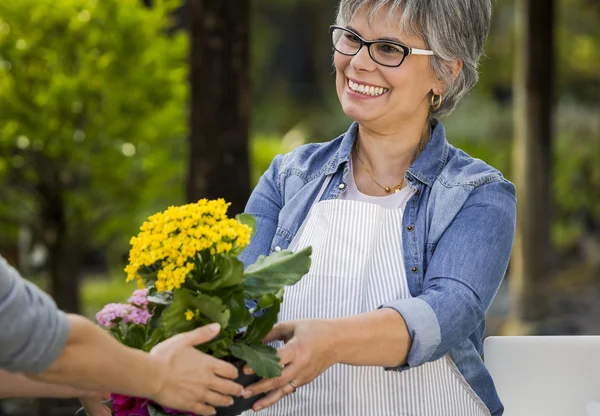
left=347, top=79, right=389, bottom=97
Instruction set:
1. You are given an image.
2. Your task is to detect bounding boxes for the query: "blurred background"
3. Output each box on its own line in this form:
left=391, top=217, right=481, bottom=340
left=0, top=0, right=598, bottom=414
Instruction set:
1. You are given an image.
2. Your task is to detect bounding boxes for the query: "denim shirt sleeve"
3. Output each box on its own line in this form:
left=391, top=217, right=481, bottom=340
left=382, top=179, right=516, bottom=370
left=238, top=154, right=284, bottom=269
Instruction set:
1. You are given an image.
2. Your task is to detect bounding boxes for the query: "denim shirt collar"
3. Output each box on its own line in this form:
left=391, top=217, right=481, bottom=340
left=324, top=119, right=449, bottom=187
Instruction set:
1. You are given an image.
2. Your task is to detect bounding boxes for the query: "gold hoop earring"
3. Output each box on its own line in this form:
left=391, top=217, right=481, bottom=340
left=431, top=93, right=443, bottom=111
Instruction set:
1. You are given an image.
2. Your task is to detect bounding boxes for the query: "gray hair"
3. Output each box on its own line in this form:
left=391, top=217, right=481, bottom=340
left=335, top=0, right=492, bottom=117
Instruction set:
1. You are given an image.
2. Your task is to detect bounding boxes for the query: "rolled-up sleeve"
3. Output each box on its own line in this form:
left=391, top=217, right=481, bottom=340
left=239, top=154, right=284, bottom=268
left=0, top=256, right=71, bottom=373
left=382, top=180, right=516, bottom=370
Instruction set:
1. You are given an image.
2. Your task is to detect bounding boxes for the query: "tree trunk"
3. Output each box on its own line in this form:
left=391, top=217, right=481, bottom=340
left=39, top=183, right=81, bottom=313
left=187, top=0, right=251, bottom=215
left=507, top=0, right=555, bottom=332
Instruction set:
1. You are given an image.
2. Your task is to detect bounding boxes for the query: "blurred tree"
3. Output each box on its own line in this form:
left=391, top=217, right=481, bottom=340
left=0, top=0, right=188, bottom=313
left=187, top=0, right=250, bottom=215
left=508, top=0, right=555, bottom=332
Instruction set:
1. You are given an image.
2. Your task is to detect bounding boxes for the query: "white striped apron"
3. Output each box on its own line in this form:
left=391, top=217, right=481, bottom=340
left=248, top=195, right=490, bottom=415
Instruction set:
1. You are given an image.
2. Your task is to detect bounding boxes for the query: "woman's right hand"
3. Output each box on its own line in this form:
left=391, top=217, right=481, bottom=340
left=78, top=392, right=111, bottom=416
left=148, top=323, right=245, bottom=416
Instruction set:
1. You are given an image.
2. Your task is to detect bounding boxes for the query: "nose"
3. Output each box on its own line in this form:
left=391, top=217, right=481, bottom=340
left=350, top=44, right=377, bottom=72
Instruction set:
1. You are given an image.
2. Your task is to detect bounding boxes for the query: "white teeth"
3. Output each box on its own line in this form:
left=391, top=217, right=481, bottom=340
left=348, top=79, right=388, bottom=96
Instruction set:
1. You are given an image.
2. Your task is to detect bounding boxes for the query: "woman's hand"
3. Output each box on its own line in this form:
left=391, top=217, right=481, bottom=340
left=242, top=319, right=339, bottom=412
left=148, top=324, right=245, bottom=415
left=78, top=392, right=111, bottom=416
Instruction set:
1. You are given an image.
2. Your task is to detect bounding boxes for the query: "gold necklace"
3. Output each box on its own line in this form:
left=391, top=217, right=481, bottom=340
left=355, top=141, right=405, bottom=193
left=354, top=130, right=429, bottom=194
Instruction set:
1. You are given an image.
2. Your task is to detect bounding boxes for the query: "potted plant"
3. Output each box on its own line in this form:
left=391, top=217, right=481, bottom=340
left=93, top=199, right=312, bottom=416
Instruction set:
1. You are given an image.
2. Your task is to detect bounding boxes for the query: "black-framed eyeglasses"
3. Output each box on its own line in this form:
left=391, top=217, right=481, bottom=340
left=329, top=25, right=434, bottom=68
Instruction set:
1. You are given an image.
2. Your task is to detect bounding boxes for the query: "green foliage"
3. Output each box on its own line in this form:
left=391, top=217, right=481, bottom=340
left=144, top=233, right=312, bottom=379
left=0, top=0, right=188, bottom=259
left=229, top=344, right=282, bottom=379
left=243, top=246, right=313, bottom=298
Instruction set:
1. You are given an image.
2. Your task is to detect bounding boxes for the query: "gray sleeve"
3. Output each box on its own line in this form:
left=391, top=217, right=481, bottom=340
left=0, top=256, right=71, bottom=373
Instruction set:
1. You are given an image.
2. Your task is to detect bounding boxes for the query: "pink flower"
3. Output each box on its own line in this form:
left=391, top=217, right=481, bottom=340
left=111, top=394, right=150, bottom=416
left=126, top=307, right=152, bottom=325
left=96, top=304, right=135, bottom=328
left=128, top=288, right=149, bottom=308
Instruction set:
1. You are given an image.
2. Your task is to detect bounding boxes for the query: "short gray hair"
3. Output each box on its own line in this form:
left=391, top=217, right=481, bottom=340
left=335, top=0, right=492, bottom=117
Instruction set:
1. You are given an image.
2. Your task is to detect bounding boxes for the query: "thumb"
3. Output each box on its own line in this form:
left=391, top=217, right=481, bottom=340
left=176, top=323, right=221, bottom=346
left=263, top=322, right=294, bottom=344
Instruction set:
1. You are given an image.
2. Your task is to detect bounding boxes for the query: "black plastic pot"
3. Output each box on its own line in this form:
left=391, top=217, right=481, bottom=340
left=215, top=360, right=264, bottom=416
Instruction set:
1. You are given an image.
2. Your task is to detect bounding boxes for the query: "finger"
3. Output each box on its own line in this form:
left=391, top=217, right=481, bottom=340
left=276, top=342, right=296, bottom=366
left=171, top=323, right=221, bottom=347
left=191, top=403, right=217, bottom=416
left=198, top=389, right=235, bottom=408
left=253, top=387, right=289, bottom=412
left=207, top=376, right=245, bottom=397
left=242, top=364, right=255, bottom=375
left=243, top=363, right=298, bottom=398
left=206, top=357, right=239, bottom=380
left=263, top=322, right=294, bottom=344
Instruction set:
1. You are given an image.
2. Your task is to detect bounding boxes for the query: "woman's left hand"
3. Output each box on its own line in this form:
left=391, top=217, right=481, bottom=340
left=242, top=319, right=339, bottom=412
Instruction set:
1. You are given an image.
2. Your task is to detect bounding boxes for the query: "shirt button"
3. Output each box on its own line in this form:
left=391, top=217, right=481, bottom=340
left=406, top=225, right=414, bottom=232
left=338, top=183, right=346, bottom=189
left=411, top=266, right=419, bottom=273
left=415, top=189, right=420, bottom=196
left=274, top=246, right=281, bottom=252
left=407, top=176, right=414, bottom=182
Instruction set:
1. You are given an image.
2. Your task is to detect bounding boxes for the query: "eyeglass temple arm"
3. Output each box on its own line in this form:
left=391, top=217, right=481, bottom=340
left=410, top=47, right=434, bottom=56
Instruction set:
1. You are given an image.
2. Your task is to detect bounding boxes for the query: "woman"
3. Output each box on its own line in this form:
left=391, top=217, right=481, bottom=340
left=239, top=1, right=515, bottom=415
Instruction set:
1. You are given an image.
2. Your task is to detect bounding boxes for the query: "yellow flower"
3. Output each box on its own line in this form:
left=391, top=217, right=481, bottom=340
left=185, top=310, right=195, bottom=321
left=124, top=199, right=253, bottom=292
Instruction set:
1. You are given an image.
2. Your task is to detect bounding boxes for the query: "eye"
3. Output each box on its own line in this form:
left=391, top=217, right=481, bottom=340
left=344, top=33, right=361, bottom=44
left=378, top=43, right=404, bottom=54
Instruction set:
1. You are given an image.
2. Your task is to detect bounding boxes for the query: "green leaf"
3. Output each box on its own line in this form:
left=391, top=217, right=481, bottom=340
left=236, top=213, right=256, bottom=237
left=147, top=404, right=170, bottom=416
left=143, top=327, right=165, bottom=352
left=161, top=288, right=231, bottom=338
left=148, top=292, right=173, bottom=305
left=198, top=328, right=236, bottom=358
left=193, top=293, right=231, bottom=329
left=196, top=255, right=244, bottom=292
left=148, top=304, right=166, bottom=330
left=222, top=288, right=253, bottom=330
left=148, top=404, right=159, bottom=416
left=229, top=344, right=282, bottom=379
left=123, top=325, right=147, bottom=349
left=243, top=246, right=312, bottom=298
left=256, top=292, right=282, bottom=309
left=159, top=290, right=198, bottom=338
left=243, top=299, right=280, bottom=345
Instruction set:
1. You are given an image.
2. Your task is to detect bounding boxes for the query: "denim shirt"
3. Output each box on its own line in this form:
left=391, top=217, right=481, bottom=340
left=240, top=120, right=516, bottom=416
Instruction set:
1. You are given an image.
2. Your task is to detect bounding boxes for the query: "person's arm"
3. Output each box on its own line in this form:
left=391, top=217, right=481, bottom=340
left=241, top=180, right=516, bottom=411
left=332, top=180, right=517, bottom=368
left=0, top=369, right=98, bottom=398
left=0, top=256, right=244, bottom=415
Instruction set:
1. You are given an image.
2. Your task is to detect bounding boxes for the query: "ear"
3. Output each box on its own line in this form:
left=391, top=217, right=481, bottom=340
left=432, top=59, right=463, bottom=95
